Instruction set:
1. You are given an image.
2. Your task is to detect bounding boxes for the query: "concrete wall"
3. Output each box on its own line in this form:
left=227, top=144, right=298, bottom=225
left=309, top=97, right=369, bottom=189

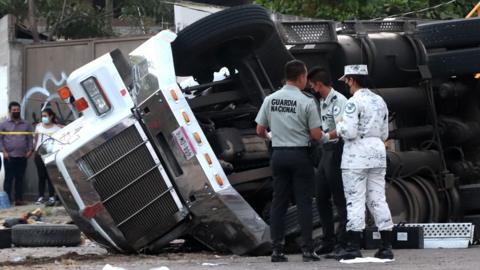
left=0, top=15, right=30, bottom=119
left=0, top=15, right=11, bottom=119
left=174, top=3, right=223, bottom=31
left=9, top=41, right=26, bottom=106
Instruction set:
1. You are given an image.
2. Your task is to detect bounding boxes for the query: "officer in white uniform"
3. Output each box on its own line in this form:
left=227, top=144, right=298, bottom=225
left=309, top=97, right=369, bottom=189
left=307, top=67, right=348, bottom=257
left=336, top=64, right=394, bottom=260
left=256, top=60, right=322, bottom=263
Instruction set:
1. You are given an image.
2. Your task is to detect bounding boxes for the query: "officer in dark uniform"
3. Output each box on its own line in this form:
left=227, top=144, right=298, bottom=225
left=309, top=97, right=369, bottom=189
left=308, top=67, right=348, bottom=258
left=256, top=60, right=323, bottom=262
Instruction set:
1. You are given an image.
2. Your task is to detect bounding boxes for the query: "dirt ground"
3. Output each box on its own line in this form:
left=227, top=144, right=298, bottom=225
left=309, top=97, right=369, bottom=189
left=2, top=205, right=480, bottom=270
left=2, top=247, right=480, bottom=270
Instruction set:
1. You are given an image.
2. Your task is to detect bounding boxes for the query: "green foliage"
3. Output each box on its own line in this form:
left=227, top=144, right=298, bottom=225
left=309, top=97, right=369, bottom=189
left=37, top=0, right=113, bottom=39
left=254, top=0, right=480, bottom=20
left=0, top=0, right=28, bottom=21
left=117, top=0, right=174, bottom=24
left=115, top=0, right=174, bottom=33
left=0, top=0, right=175, bottom=40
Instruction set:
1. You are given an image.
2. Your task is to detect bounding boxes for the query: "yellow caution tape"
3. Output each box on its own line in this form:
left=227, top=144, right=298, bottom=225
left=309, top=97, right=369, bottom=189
left=0, top=131, right=34, bottom=135
left=0, top=132, right=54, bottom=135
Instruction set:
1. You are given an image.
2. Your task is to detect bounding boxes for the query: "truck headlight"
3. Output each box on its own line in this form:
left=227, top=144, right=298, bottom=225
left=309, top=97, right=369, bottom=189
left=81, top=77, right=111, bottom=115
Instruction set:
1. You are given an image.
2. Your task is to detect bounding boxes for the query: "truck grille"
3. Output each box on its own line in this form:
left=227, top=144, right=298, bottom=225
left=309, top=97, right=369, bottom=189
left=78, top=125, right=181, bottom=244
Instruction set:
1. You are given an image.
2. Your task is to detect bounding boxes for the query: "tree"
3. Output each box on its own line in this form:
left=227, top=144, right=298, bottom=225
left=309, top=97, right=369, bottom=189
left=0, top=0, right=29, bottom=21
left=116, top=0, right=174, bottom=32
left=0, top=0, right=175, bottom=40
left=254, top=0, right=479, bottom=20
left=37, top=0, right=113, bottom=40
left=28, top=0, right=40, bottom=43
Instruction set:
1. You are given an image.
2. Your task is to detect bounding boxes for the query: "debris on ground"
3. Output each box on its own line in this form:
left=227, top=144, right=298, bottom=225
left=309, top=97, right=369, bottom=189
left=1, top=208, right=44, bottom=228
left=103, top=264, right=127, bottom=270
left=0, top=205, right=79, bottom=249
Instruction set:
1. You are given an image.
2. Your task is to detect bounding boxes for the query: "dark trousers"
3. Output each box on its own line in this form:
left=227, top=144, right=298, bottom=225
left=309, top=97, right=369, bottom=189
left=35, top=153, right=54, bottom=198
left=4, top=157, right=27, bottom=202
left=316, top=140, right=347, bottom=244
left=270, top=148, right=314, bottom=251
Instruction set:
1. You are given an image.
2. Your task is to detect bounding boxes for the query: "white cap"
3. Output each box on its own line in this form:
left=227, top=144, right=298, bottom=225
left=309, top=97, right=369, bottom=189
left=338, top=64, right=368, bottom=81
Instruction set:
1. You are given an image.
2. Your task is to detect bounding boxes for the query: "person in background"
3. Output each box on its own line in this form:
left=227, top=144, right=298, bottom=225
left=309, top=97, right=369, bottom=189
left=0, top=101, right=33, bottom=205
left=256, top=60, right=323, bottom=262
left=336, top=64, right=394, bottom=260
left=308, top=66, right=348, bottom=259
left=34, top=108, right=62, bottom=206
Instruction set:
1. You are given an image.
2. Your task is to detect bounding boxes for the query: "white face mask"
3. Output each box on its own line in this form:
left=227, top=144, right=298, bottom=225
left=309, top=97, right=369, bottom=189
left=41, top=116, right=49, bottom=124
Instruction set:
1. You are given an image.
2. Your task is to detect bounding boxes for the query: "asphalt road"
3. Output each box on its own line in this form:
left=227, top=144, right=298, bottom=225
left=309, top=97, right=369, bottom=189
left=1, top=246, right=480, bottom=270
left=2, top=205, right=479, bottom=270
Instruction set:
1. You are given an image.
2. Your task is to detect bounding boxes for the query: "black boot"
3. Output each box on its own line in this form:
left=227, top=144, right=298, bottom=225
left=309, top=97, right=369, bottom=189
left=271, top=245, right=288, bottom=262
left=375, top=231, right=394, bottom=259
left=316, top=238, right=335, bottom=255
left=335, top=231, right=362, bottom=261
left=325, top=237, right=346, bottom=259
left=302, top=249, right=321, bottom=262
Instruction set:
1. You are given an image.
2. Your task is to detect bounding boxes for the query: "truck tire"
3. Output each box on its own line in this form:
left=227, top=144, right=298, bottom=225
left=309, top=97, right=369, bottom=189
left=12, top=224, right=81, bottom=247
left=172, top=5, right=275, bottom=76
left=428, top=47, right=480, bottom=78
left=459, top=184, right=480, bottom=214
left=416, top=17, right=480, bottom=49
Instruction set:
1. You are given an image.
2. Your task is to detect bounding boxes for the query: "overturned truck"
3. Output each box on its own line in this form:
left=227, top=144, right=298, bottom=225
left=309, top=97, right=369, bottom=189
left=41, top=5, right=480, bottom=254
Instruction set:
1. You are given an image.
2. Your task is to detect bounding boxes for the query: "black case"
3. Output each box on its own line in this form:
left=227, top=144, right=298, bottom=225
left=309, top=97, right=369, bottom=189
left=0, top=228, right=12, bottom=249
left=393, top=225, right=424, bottom=249
left=363, top=225, right=424, bottom=249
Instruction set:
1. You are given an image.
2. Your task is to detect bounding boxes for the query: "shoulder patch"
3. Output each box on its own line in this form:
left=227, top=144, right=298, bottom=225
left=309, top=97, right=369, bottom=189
left=333, top=105, right=341, bottom=116
left=345, top=102, right=356, bottom=114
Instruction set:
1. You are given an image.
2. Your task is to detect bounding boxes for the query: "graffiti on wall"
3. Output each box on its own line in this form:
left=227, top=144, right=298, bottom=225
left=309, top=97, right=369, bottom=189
left=21, top=71, right=77, bottom=124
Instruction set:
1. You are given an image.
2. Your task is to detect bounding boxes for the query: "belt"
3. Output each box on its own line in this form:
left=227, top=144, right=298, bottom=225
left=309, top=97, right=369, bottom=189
left=272, top=146, right=309, bottom=151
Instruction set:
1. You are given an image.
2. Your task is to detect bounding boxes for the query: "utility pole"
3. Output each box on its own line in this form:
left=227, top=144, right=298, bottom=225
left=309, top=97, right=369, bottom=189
left=28, top=0, right=40, bottom=43
left=105, top=0, right=114, bottom=33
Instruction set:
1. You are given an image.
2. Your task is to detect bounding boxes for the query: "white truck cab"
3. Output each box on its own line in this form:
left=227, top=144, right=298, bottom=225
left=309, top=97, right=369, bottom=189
left=42, top=31, right=270, bottom=254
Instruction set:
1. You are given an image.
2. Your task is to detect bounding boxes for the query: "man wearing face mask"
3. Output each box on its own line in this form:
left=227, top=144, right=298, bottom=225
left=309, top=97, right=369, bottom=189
left=336, top=65, right=394, bottom=260
left=307, top=67, right=348, bottom=258
left=0, top=102, right=33, bottom=205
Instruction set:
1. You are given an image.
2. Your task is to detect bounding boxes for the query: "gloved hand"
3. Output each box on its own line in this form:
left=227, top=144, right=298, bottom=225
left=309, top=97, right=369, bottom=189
left=320, top=131, right=330, bottom=144
left=267, top=132, right=273, bottom=140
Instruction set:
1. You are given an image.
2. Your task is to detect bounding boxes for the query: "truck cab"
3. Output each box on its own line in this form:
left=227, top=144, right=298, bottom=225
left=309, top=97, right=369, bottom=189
left=42, top=30, right=270, bottom=254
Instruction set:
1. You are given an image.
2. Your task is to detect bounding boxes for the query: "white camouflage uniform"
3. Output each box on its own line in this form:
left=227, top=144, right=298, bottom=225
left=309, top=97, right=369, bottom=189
left=336, top=88, right=393, bottom=232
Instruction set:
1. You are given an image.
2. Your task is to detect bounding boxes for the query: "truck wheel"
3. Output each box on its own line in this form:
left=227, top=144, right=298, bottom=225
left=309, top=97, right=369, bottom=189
left=459, top=184, right=480, bottom=215
left=12, top=224, right=81, bottom=247
left=416, top=17, right=480, bottom=49
left=172, top=5, right=275, bottom=76
left=428, top=47, right=480, bottom=78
